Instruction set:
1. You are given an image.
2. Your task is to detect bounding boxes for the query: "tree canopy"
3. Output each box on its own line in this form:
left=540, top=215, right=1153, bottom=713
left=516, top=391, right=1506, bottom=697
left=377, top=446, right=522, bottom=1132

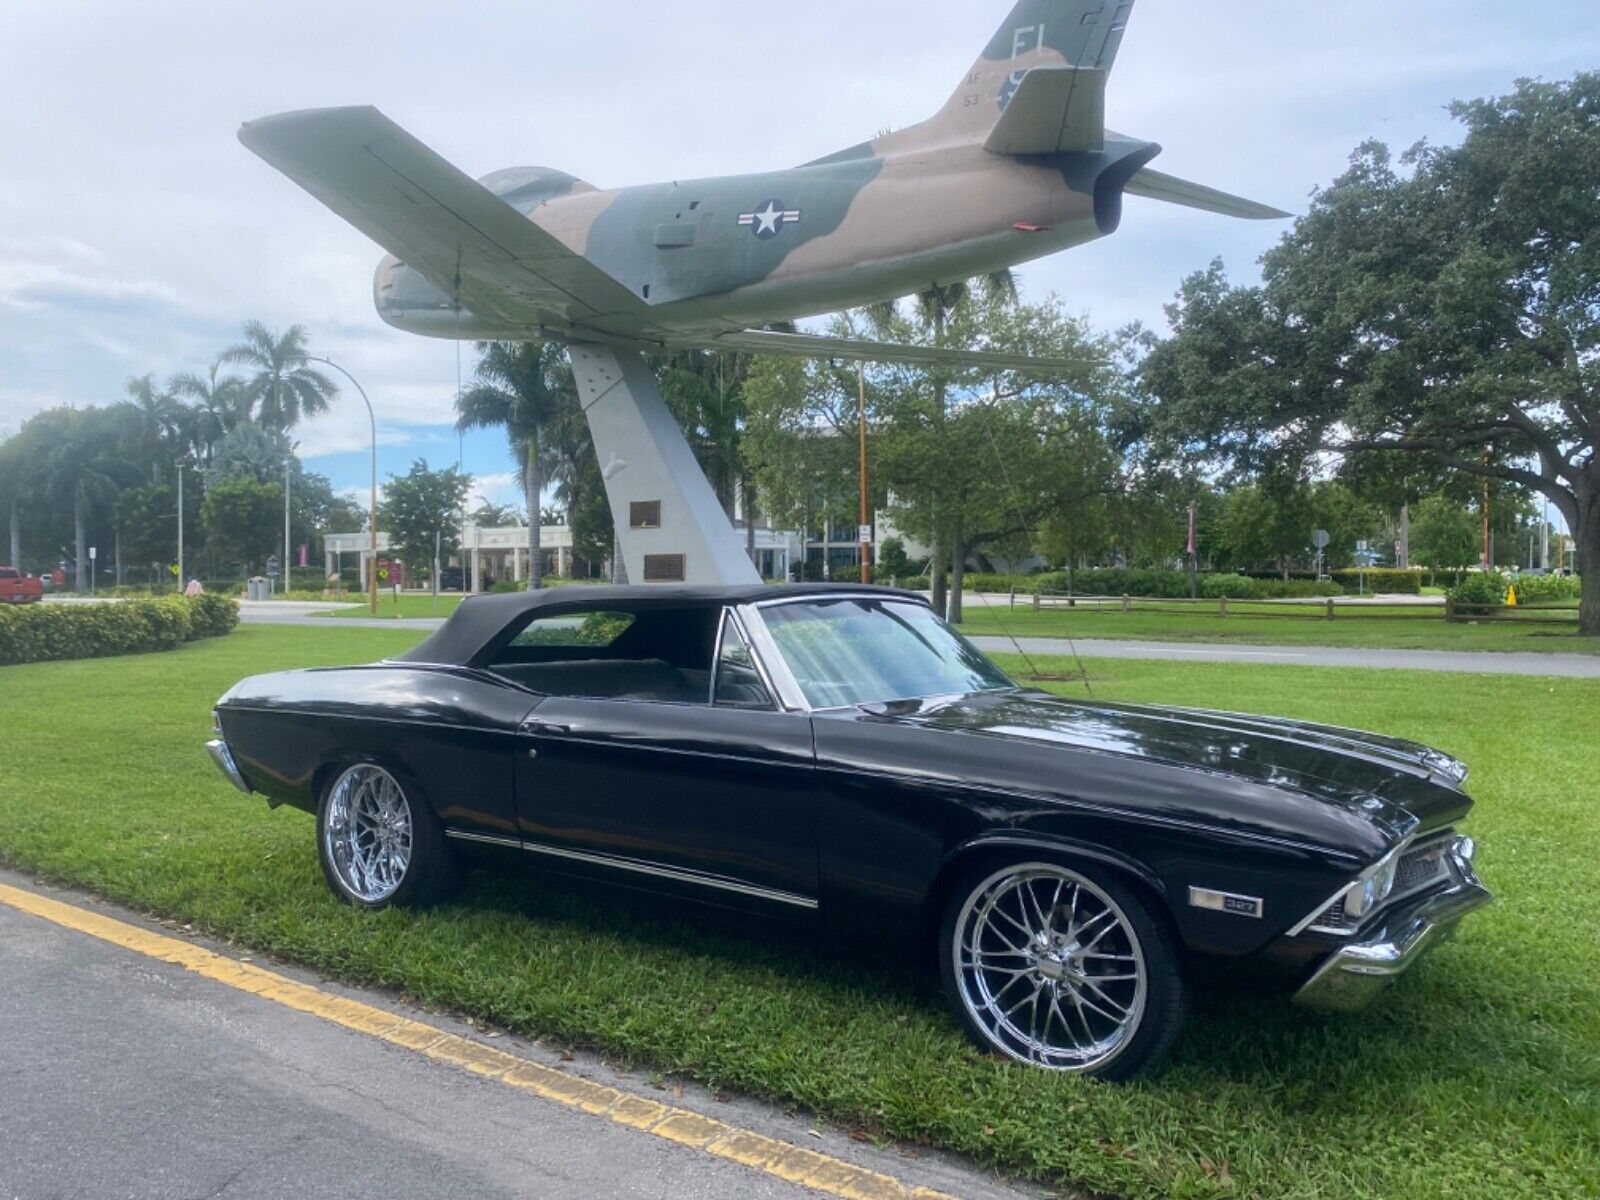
left=1139, top=73, right=1600, bottom=631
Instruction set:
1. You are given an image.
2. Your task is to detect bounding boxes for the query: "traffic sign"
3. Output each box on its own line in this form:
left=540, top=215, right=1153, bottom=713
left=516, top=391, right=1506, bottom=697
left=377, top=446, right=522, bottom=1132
left=1311, top=530, right=1330, bottom=550
left=266, top=556, right=281, bottom=579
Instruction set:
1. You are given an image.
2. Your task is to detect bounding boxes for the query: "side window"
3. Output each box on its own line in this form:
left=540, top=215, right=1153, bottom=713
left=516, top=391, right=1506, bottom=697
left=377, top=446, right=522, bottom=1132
left=508, top=611, right=635, bottom=650
left=714, top=616, right=776, bottom=711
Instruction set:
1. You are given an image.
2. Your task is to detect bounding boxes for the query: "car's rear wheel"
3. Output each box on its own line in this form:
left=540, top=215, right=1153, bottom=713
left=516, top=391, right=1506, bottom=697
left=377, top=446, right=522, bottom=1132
left=940, top=860, right=1187, bottom=1080
left=317, top=763, right=461, bottom=910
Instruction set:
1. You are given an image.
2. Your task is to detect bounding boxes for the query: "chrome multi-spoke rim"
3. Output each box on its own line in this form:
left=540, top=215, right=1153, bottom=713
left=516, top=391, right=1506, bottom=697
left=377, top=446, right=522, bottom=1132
left=324, top=765, right=413, bottom=904
left=954, top=864, right=1147, bottom=1072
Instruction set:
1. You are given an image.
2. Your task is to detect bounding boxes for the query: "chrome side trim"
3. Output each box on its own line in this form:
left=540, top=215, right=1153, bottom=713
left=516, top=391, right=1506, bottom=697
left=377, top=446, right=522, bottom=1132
left=519, top=839, right=819, bottom=910
left=444, top=830, right=523, bottom=850
left=205, top=740, right=252, bottom=795
left=737, top=603, right=812, bottom=713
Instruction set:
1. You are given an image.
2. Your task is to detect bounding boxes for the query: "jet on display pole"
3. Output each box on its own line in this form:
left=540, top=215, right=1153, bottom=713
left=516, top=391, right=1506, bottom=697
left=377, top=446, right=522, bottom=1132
left=240, top=0, right=1286, bottom=586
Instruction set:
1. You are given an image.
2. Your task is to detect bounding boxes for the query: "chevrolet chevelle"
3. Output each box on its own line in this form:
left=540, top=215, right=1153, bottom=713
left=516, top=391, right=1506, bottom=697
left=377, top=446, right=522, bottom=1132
left=209, top=586, right=1490, bottom=1079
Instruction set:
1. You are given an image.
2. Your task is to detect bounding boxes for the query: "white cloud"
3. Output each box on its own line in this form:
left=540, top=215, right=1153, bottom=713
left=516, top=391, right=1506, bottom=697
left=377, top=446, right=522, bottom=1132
left=1, top=0, right=1594, bottom=490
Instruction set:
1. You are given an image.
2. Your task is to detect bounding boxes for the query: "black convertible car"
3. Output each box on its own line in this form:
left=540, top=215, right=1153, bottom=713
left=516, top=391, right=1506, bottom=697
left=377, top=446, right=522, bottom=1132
left=209, top=585, right=1490, bottom=1079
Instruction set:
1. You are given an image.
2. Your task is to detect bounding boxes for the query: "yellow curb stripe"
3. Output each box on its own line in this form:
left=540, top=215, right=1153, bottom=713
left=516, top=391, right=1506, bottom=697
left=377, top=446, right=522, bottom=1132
left=0, top=884, right=954, bottom=1200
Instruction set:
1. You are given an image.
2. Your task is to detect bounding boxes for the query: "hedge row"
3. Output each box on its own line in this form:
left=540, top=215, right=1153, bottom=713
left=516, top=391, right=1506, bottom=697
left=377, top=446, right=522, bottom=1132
left=1449, top=572, right=1582, bottom=606
left=959, top=569, right=1346, bottom=600
left=0, top=594, right=239, bottom=666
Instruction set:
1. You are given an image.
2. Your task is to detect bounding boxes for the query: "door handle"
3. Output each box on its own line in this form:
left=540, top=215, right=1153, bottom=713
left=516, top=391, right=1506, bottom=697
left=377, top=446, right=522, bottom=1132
left=523, top=719, right=571, bottom=737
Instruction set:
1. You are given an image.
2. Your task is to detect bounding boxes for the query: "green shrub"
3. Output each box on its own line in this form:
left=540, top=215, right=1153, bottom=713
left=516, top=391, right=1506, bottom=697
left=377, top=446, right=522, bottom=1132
left=830, top=565, right=862, bottom=584
left=1508, top=574, right=1581, bottom=604
left=1449, top=572, right=1510, bottom=608
left=1332, top=568, right=1423, bottom=596
left=0, top=594, right=240, bottom=667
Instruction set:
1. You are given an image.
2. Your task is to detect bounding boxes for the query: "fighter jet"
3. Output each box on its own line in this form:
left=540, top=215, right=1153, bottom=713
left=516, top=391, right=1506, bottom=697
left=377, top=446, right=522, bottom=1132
left=240, top=0, right=1285, bottom=375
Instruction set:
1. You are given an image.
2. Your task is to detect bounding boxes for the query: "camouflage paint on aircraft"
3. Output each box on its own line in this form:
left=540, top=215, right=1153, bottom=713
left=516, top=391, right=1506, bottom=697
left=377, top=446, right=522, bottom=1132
left=247, top=0, right=1286, bottom=373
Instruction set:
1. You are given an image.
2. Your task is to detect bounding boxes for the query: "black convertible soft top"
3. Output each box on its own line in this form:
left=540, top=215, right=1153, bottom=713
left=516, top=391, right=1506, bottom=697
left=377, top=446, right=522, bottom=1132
left=396, top=584, right=924, bottom=668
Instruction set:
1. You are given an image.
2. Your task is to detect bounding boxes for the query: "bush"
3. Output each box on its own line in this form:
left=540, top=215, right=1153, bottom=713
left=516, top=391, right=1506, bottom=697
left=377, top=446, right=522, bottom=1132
left=1332, top=569, right=1423, bottom=596
left=1508, top=574, right=1581, bottom=604
left=0, top=594, right=239, bottom=667
left=1448, top=572, right=1510, bottom=608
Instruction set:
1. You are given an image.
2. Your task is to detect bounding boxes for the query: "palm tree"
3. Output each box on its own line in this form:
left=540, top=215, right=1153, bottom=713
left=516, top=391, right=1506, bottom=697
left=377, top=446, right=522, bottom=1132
left=171, top=361, right=249, bottom=464
left=44, top=409, right=142, bottom=591
left=222, top=322, right=338, bottom=431
left=456, top=343, right=574, bottom=590
left=470, top=501, right=517, bottom=529
left=0, top=434, right=26, bottom=568
left=124, top=375, right=187, bottom=482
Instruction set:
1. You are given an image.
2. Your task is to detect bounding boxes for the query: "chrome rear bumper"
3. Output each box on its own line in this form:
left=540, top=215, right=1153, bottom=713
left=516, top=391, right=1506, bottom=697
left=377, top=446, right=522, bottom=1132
left=1294, top=839, right=1491, bottom=1013
left=206, top=740, right=253, bottom=795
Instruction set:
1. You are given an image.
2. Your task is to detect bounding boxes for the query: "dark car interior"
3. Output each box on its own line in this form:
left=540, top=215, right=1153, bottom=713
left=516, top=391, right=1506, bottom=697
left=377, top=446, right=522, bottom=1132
left=485, top=605, right=725, bottom=704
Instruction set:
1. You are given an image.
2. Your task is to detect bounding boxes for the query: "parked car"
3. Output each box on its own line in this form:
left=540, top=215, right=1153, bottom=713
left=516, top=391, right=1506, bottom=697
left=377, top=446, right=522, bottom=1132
left=0, top=568, right=44, bottom=605
left=209, top=586, right=1491, bottom=1079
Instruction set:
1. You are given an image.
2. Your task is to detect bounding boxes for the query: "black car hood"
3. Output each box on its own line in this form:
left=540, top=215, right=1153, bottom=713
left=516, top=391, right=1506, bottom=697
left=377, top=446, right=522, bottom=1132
left=854, top=690, right=1471, bottom=840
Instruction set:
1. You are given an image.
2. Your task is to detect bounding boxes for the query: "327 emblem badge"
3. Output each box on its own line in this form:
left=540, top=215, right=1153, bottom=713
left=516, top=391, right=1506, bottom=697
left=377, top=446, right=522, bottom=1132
left=738, top=199, right=802, bottom=240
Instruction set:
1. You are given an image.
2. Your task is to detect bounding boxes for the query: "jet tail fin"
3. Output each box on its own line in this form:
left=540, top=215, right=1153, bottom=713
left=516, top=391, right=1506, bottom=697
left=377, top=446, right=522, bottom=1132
left=983, top=66, right=1107, bottom=155
left=913, top=2, right=1133, bottom=147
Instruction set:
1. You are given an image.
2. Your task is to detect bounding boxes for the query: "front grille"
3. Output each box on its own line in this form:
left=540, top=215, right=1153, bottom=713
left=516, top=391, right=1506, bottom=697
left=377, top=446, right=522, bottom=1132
left=1309, top=832, right=1456, bottom=933
left=1394, top=837, right=1451, bottom=897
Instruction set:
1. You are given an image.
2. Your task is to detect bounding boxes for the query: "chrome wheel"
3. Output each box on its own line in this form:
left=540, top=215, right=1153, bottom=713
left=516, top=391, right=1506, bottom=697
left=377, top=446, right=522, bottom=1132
left=953, top=864, right=1148, bottom=1072
left=323, top=765, right=413, bottom=904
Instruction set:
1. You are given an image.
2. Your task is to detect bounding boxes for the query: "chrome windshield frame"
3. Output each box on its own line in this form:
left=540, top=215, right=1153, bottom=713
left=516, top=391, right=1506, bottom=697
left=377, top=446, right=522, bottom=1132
left=741, top=592, right=1018, bottom=715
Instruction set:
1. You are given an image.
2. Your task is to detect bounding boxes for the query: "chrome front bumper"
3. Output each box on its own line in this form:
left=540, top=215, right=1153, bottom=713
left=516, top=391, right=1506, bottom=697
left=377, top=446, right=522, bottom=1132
left=1294, top=838, right=1492, bottom=1013
left=206, top=739, right=253, bottom=795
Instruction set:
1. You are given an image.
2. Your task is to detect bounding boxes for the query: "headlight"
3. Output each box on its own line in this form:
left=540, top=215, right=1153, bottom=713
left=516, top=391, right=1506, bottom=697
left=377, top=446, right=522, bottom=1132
left=1342, top=845, right=1402, bottom=919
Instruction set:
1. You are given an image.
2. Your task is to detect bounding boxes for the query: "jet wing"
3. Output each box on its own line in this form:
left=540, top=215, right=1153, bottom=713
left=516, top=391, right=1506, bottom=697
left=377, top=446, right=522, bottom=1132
left=238, top=107, right=647, bottom=327
left=700, top=329, right=1098, bottom=374
left=1124, top=168, right=1291, bottom=220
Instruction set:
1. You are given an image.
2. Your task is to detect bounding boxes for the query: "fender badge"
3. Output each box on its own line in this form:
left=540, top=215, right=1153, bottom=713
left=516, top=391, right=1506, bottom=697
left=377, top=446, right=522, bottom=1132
left=1189, top=887, right=1264, bottom=919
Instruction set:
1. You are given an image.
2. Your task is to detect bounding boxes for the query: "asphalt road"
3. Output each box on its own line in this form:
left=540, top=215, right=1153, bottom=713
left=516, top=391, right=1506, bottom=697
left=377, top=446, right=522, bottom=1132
left=235, top=603, right=1600, bottom=677
left=0, top=873, right=1035, bottom=1200
left=968, top=635, right=1600, bottom=678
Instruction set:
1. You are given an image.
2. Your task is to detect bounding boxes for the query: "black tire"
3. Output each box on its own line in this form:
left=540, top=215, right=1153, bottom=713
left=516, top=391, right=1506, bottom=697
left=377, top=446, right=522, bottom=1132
left=938, top=857, right=1187, bottom=1081
left=316, top=761, right=462, bottom=911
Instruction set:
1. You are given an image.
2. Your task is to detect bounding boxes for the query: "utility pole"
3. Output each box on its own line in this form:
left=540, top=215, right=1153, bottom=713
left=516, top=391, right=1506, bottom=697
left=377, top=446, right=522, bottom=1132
left=858, top=363, right=872, bottom=585
left=284, top=458, right=293, bottom=595
left=1481, top=459, right=1492, bottom=572
left=176, top=465, right=184, bottom=590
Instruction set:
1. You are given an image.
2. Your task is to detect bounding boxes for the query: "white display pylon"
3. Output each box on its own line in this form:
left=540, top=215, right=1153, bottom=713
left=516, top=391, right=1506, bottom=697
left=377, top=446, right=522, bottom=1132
left=568, top=344, right=761, bottom=587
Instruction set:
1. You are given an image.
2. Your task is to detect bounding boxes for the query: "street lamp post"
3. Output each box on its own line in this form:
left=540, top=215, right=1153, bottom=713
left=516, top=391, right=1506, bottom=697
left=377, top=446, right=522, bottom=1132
left=305, top=357, right=380, bottom=616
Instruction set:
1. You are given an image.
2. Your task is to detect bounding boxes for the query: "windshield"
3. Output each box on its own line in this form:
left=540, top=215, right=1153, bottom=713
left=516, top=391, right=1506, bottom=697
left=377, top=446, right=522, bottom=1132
left=758, top=598, right=1015, bottom=709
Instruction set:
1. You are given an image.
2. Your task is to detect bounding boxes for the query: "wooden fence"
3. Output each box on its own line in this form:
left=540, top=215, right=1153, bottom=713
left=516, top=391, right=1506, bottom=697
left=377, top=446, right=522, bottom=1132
left=1008, top=592, right=1580, bottom=627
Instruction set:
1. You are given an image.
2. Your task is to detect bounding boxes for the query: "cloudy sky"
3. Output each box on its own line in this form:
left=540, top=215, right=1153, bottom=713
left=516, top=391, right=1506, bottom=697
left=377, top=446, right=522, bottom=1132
left=2, top=0, right=1594, bottom=505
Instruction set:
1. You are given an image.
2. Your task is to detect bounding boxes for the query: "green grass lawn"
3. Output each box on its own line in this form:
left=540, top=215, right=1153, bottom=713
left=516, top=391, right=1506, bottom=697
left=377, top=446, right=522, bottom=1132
left=1, top=626, right=1595, bottom=1199
left=321, top=593, right=466, bottom=619
left=957, top=600, right=1600, bottom=654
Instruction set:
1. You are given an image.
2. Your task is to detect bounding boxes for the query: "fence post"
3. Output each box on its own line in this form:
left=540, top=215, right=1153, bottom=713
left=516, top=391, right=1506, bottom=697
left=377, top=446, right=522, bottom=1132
left=1122, top=594, right=1132, bottom=614
left=1033, top=593, right=1041, bottom=613
left=1445, top=596, right=1456, bottom=624
left=1009, top=587, right=1016, bottom=611
left=1220, top=597, right=1229, bottom=618
left=1326, top=597, right=1336, bottom=621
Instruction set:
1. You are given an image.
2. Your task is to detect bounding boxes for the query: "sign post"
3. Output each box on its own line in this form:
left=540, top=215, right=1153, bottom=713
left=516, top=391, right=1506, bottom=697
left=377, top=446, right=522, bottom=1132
left=1311, top=529, right=1331, bottom=582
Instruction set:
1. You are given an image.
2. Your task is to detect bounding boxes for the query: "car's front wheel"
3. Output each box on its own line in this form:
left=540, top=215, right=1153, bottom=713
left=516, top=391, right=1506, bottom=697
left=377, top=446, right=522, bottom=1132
left=317, top=763, right=461, bottom=910
left=940, top=860, right=1187, bottom=1080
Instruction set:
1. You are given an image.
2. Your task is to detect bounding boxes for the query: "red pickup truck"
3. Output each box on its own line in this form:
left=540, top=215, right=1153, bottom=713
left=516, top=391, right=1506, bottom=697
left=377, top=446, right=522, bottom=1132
left=0, top=568, right=44, bottom=605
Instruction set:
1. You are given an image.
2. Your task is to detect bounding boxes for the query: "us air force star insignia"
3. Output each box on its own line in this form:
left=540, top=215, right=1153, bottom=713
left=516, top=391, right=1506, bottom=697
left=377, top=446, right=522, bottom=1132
left=738, top=200, right=802, bottom=240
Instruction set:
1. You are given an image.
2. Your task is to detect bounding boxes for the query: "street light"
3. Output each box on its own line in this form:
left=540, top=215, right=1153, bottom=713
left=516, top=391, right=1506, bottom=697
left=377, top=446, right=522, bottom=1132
left=304, top=357, right=380, bottom=616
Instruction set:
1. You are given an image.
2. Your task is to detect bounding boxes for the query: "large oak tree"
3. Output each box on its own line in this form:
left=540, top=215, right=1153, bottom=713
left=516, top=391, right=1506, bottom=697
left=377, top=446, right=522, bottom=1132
left=1141, top=74, right=1600, bottom=634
